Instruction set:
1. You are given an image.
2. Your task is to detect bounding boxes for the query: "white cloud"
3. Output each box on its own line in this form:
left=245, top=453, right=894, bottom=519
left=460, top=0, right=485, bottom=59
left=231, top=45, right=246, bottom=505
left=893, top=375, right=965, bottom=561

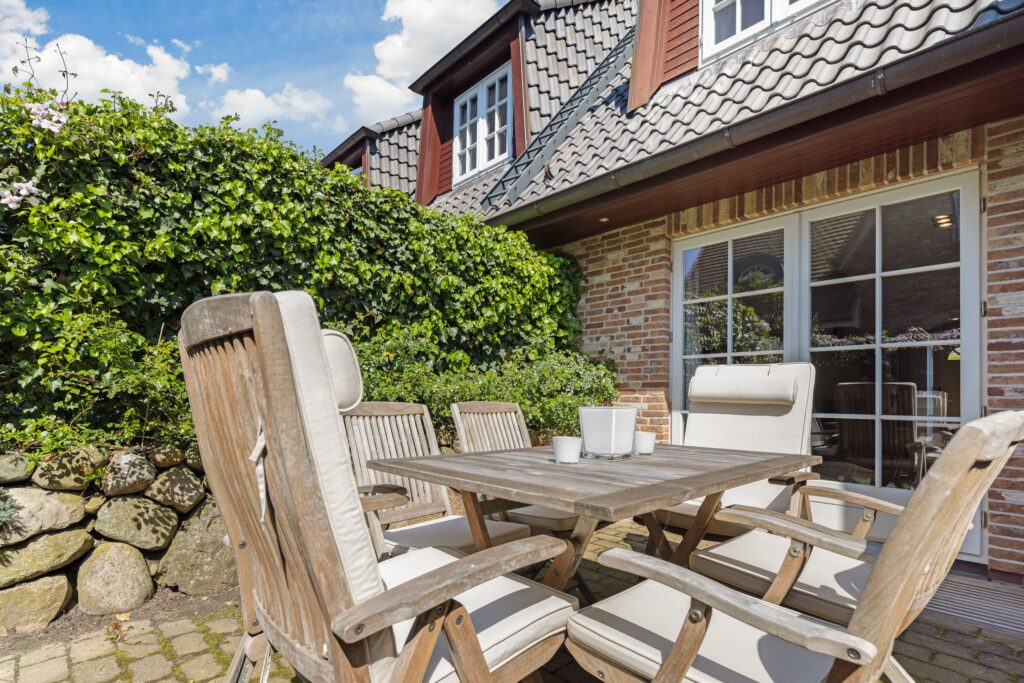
left=124, top=33, right=145, bottom=46
left=195, top=62, right=229, bottom=84
left=343, top=0, right=499, bottom=124
left=1, top=1, right=193, bottom=118
left=170, top=38, right=192, bottom=54
left=213, top=82, right=333, bottom=129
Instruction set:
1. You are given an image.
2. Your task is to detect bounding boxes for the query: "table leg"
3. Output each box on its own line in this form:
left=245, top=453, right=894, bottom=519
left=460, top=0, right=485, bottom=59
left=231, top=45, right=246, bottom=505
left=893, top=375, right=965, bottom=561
left=669, top=491, right=723, bottom=567
left=460, top=490, right=493, bottom=551
left=639, top=513, right=674, bottom=560
left=543, top=516, right=599, bottom=591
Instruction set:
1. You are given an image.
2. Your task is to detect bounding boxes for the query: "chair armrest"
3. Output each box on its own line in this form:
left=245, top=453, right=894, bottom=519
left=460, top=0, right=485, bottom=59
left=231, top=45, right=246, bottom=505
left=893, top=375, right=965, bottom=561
left=796, top=486, right=904, bottom=517
left=715, top=506, right=875, bottom=561
left=332, top=535, right=569, bottom=643
left=768, top=471, right=820, bottom=486
left=598, top=548, right=877, bottom=666
left=358, top=484, right=408, bottom=497
left=360, top=493, right=410, bottom=513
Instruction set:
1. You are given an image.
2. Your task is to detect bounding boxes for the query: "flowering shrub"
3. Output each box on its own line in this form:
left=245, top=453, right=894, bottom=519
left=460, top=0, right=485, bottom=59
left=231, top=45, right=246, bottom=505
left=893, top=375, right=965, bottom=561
left=0, top=86, right=606, bottom=454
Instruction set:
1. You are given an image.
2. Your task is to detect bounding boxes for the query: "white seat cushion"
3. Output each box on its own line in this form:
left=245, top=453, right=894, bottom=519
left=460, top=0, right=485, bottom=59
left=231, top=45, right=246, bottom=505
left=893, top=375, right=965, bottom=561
left=567, top=578, right=834, bottom=682
left=690, top=529, right=870, bottom=625
left=383, top=515, right=531, bottom=554
left=508, top=505, right=579, bottom=532
left=381, top=546, right=577, bottom=683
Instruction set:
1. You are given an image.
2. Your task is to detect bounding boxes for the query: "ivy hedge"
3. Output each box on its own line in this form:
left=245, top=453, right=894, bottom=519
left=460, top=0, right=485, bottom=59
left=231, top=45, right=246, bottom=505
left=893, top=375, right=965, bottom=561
left=0, top=87, right=616, bottom=456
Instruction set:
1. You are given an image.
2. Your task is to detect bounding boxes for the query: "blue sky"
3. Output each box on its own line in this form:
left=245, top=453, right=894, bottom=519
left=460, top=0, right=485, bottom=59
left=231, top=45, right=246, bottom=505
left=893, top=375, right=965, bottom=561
left=1, top=0, right=501, bottom=151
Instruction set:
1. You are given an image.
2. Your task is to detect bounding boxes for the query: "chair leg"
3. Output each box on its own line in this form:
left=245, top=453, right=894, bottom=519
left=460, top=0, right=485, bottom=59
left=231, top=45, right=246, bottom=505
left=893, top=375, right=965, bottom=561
left=224, top=635, right=256, bottom=683
left=574, top=572, right=600, bottom=606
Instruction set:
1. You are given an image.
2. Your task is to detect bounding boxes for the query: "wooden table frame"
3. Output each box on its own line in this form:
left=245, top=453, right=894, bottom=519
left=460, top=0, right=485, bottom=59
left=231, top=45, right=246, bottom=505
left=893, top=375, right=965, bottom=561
left=367, top=445, right=820, bottom=590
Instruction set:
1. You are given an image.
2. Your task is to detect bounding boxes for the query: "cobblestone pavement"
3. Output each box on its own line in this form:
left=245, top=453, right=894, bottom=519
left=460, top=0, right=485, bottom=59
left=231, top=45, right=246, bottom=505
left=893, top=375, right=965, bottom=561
left=2, top=521, right=1022, bottom=682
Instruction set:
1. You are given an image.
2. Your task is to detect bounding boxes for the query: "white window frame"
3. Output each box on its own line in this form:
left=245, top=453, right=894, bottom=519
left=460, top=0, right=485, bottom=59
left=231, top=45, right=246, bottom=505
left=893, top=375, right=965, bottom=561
left=700, top=0, right=834, bottom=62
left=452, top=62, right=513, bottom=185
left=670, top=169, right=984, bottom=559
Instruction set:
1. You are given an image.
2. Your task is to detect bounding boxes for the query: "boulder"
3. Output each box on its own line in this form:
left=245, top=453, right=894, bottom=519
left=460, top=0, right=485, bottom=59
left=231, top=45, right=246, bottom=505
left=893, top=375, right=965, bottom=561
left=101, top=449, right=156, bottom=496
left=77, top=543, right=154, bottom=615
left=0, top=452, right=31, bottom=484
left=0, top=488, right=85, bottom=547
left=149, top=444, right=186, bottom=468
left=0, top=529, right=94, bottom=589
left=83, top=494, right=106, bottom=515
left=30, top=446, right=106, bottom=491
left=94, top=496, right=177, bottom=550
left=0, top=574, right=72, bottom=635
left=185, top=445, right=204, bottom=472
left=157, top=499, right=237, bottom=595
left=145, top=466, right=205, bottom=514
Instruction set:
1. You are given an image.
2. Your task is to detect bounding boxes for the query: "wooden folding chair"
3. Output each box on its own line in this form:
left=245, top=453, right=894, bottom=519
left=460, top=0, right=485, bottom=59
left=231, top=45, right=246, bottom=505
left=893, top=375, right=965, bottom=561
left=179, top=291, right=577, bottom=682
left=562, top=410, right=1024, bottom=682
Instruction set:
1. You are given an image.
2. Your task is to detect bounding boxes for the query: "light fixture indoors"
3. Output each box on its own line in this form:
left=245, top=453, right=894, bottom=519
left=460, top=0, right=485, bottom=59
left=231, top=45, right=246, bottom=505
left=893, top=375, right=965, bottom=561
left=598, top=217, right=610, bottom=223
left=932, top=214, right=955, bottom=230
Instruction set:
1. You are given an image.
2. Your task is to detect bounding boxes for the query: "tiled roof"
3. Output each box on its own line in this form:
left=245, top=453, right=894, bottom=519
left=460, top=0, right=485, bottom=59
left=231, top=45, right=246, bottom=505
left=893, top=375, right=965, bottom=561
left=487, top=0, right=1024, bottom=219
left=431, top=164, right=511, bottom=215
left=367, top=113, right=421, bottom=196
left=524, top=0, right=636, bottom=136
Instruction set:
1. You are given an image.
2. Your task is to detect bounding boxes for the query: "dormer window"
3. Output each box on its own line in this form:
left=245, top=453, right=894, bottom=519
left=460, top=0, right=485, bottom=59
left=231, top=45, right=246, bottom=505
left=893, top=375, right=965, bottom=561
left=453, top=63, right=513, bottom=183
left=702, top=0, right=826, bottom=60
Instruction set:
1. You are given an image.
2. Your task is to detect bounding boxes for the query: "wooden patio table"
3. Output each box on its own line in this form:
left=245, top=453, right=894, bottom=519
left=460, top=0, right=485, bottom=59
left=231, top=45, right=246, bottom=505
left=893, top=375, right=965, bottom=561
left=367, top=444, right=821, bottom=591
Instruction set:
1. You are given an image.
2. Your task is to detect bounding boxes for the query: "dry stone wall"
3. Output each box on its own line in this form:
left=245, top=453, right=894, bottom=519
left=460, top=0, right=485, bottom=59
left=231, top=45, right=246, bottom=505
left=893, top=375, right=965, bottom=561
left=0, top=445, right=236, bottom=634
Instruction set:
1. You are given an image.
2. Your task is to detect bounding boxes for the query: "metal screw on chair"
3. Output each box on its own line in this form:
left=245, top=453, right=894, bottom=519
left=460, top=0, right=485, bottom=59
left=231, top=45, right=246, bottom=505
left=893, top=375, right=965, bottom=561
left=455, top=615, right=463, bottom=626
left=428, top=623, right=436, bottom=632
left=846, top=648, right=860, bottom=660
left=239, top=540, right=247, bottom=549
left=354, top=624, right=364, bottom=636
left=688, top=608, right=704, bottom=623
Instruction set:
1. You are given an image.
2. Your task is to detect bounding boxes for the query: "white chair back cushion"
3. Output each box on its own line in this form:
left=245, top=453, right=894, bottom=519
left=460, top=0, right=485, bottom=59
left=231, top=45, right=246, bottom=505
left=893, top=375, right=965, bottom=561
left=275, top=293, right=383, bottom=601
left=684, top=363, right=815, bottom=510
left=321, top=329, right=363, bottom=412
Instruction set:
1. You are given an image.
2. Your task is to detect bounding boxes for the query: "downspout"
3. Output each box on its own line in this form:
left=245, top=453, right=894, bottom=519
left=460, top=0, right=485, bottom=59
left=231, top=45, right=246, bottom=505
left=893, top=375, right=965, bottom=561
left=491, top=10, right=1024, bottom=227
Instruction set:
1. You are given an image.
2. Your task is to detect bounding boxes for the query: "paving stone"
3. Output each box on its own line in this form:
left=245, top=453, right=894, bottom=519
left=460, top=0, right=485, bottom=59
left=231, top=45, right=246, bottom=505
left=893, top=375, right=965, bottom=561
left=977, top=652, right=1024, bottom=677
left=130, top=654, right=173, bottom=682
left=180, top=653, right=223, bottom=681
left=899, top=658, right=971, bottom=683
left=172, top=631, right=209, bottom=656
left=71, top=655, right=120, bottom=683
left=157, top=618, right=196, bottom=637
left=18, top=658, right=68, bottom=683
left=120, top=631, right=161, bottom=658
left=0, top=658, right=14, bottom=683
left=933, top=653, right=1017, bottom=683
left=220, top=633, right=242, bottom=654
left=205, top=616, right=240, bottom=634
left=70, top=633, right=116, bottom=662
left=18, top=642, right=66, bottom=667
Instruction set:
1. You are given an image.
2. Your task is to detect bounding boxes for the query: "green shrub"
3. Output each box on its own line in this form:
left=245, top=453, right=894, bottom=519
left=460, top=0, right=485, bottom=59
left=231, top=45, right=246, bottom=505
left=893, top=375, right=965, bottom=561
left=0, top=86, right=611, bottom=453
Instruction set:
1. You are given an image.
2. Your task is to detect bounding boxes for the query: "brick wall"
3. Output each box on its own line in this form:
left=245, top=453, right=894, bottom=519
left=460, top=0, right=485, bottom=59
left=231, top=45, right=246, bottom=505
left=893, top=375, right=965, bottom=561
left=984, top=114, right=1024, bottom=581
left=561, top=218, right=673, bottom=440
left=558, top=123, right=1024, bottom=577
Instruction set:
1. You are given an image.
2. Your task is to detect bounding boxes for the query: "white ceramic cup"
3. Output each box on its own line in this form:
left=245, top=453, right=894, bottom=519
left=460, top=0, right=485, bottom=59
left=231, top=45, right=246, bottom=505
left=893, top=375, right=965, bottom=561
left=553, top=436, right=583, bottom=464
left=633, top=431, right=657, bottom=455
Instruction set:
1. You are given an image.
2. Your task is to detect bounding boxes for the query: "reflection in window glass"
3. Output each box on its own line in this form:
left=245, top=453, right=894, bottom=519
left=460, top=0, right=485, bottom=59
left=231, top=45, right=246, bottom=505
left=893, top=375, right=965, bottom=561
left=733, top=230, right=784, bottom=292
left=811, top=281, right=875, bottom=347
left=880, top=421, right=960, bottom=489
left=881, top=191, right=960, bottom=271
left=810, top=210, right=875, bottom=281
left=683, top=243, right=728, bottom=299
left=882, top=345, right=961, bottom=417
left=682, top=357, right=724, bottom=410
left=812, top=418, right=875, bottom=486
left=732, top=292, right=783, bottom=352
left=882, top=269, right=960, bottom=343
left=810, top=350, right=874, bottom=414
left=683, top=300, right=728, bottom=355
left=714, top=0, right=737, bottom=42
left=740, top=0, right=765, bottom=29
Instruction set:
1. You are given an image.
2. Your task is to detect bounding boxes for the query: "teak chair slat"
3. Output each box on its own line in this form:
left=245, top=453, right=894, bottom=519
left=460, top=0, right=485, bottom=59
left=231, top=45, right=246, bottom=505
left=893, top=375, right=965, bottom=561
left=180, top=292, right=575, bottom=683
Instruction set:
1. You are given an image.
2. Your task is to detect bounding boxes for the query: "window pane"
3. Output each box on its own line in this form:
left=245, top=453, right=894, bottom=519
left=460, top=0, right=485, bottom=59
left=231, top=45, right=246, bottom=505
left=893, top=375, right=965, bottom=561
left=498, top=104, right=508, bottom=128
left=733, top=230, right=783, bottom=292
left=683, top=243, right=728, bottom=299
left=682, top=357, right=725, bottom=410
left=814, top=418, right=875, bottom=486
left=469, top=97, right=477, bottom=119
left=811, top=350, right=874, bottom=414
left=733, top=353, right=783, bottom=364
left=487, top=108, right=496, bottom=134
left=498, top=130, right=507, bottom=156
left=683, top=301, right=728, bottom=355
left=881, top=269, right=960, bottom=343
left=810, top=209, right=875, bottom=281
left=714, top=2, right=737, bottom=42
left=879, top=420, right=959, bottom=489
left=499, top=76, right=508, bottom=100
left=881, top=345, right=960, bottom=417
left=740, top=0, right=764, bottom=29
left=732, top=293, right=782, bottom=352
left=487, top=83, right=496, bottom=109
left=458, top=152, right=466, bottom=176
left=486, top=137, right=495, bottom=161
left=881, top=191, right=960, bottom=271
left=810, top=280, right=875, bottom=347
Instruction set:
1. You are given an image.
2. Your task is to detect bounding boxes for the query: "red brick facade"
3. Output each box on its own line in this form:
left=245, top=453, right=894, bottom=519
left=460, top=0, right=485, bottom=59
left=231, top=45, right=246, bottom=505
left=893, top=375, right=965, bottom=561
left=560, top=118, right=1024, bottom=577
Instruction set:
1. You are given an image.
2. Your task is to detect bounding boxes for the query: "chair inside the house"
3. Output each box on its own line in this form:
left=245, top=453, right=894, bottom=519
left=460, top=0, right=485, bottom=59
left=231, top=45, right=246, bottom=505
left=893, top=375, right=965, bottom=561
left=563, top=410, right=1024, bottom=682
left=335, top=398, right=532, bottom=557
left=178, top=291, right=577, bottom=683
left=650, top=362, right=816, bottom=539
